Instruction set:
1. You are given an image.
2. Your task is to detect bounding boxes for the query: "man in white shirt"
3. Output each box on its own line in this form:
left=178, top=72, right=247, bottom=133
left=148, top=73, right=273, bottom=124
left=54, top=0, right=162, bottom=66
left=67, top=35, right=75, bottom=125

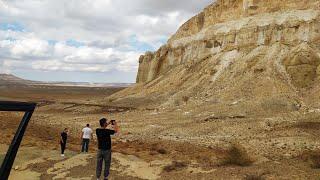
left=81, top=124, right=93, bottom=153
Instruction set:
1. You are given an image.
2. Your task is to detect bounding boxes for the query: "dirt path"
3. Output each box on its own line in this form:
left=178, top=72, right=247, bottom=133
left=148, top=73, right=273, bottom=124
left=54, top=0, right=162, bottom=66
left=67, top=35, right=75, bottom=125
left=6, top=146, right=151, bottom=180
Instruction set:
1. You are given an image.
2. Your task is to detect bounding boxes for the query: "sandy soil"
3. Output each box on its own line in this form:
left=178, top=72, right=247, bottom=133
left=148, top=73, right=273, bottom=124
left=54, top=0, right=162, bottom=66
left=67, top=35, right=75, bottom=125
left=1, top=86, right=320, bottom=180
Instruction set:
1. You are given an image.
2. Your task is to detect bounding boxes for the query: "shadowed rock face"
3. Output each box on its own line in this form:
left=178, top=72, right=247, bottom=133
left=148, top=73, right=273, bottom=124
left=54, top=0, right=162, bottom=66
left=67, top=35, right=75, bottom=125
left=136, top=53, right=154, bottom=83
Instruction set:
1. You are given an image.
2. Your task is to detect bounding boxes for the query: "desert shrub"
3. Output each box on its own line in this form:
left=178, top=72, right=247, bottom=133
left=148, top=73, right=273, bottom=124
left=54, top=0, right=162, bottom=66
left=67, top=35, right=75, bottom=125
left=150, top=143, right=158, bottom=151
left=307, top=152, right=320, bottom=169
left=260, top=97, right=297, bottom=113
left=173, top=99, right=180, bottom=106
left=163, top=161, right=188, bottom=172
left=149, top=143, right=167, bottom=154
left=205, top=40, right=213, bottom=48
left=245, top=173, right=267, bottom=180
left=157, top=148, right=167, bottom=154
left=182, top=96, right=189, bottom=104
left=219, top=143, right=253, bottom=167
left=300, top=150, right=320, bottom=168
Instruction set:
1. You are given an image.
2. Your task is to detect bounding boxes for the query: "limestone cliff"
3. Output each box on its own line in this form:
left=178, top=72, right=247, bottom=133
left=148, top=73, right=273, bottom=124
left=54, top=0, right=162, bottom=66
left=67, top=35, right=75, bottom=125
left=109, top=0, right=320, bottom=112
left=137, top=0, right=320, bottom=84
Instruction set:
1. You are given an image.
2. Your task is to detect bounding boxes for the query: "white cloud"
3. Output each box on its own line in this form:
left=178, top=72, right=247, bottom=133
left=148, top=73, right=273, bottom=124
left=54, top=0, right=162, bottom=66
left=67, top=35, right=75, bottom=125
left=11, top=38, right=50, bottom=58
left=0, top=0, right=212, bottom=82
left=0, top=35, right=141, bottom=73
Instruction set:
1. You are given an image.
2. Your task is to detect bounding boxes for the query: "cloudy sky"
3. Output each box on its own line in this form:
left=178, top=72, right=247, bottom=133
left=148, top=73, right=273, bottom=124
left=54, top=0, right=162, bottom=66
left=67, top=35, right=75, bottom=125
left=0, top=0, right=212, bottom=83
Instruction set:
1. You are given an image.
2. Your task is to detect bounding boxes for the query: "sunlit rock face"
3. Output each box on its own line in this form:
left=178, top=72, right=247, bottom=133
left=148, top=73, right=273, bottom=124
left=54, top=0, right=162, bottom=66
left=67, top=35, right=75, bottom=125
left=283, top=43, right=320, bottom=88
left=136, top=0, right=320, bottom=86
left=107, top=0, right=320, bottom=111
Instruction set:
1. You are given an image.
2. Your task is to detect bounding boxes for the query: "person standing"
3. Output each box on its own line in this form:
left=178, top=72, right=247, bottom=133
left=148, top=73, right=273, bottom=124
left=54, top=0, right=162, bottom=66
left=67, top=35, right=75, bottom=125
left=96, top=118, right=119, bottom=180
left=60, top=128, right=69, bottom=157
left=81, top=124, right=93, bottom=153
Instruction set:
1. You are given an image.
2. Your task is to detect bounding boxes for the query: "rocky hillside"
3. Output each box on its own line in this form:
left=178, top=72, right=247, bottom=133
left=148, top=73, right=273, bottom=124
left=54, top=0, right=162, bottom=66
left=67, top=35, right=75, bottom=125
left=109, top=0, right=320, bottom=113
left=0, top=74, right=34, bottom=85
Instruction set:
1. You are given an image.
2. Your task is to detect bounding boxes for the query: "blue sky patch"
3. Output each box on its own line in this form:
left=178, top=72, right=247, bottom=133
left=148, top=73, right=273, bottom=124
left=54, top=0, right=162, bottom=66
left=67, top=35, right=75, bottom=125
left=129, top=35, right=155, bottom=52
left=0, top=22, right=25, bottom=32
left=158, top=36, right=168, bottom=45
left=48, top=40, right=58, bottom=45
left=66, top=39, right=85, bottom=47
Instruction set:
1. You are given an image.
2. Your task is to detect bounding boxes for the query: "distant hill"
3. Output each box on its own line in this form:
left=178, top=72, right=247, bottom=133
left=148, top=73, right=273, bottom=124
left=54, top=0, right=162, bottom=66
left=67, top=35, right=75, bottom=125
left=0, top=74, right=34, bottom=86
left=0, top=74, right=133, bottom=87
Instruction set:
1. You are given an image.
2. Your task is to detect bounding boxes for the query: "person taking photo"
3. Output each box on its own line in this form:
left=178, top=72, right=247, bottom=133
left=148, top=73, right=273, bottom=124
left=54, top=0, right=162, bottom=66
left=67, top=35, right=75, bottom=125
left=96, top=118, right=119, bottom=180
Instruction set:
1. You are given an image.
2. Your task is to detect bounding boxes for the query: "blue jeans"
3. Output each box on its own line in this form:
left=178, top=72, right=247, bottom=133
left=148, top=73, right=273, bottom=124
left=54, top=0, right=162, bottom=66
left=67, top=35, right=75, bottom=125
left=81, top=139, right=90, bottom=152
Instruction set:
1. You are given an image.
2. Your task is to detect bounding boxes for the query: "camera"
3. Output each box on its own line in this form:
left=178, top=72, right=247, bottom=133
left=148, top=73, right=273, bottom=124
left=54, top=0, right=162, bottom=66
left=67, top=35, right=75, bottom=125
left=110, top=120, right=116, bottom=125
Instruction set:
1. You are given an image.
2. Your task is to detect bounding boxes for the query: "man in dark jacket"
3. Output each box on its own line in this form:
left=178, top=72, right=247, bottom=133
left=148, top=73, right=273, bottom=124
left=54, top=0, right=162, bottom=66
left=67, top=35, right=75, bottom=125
left=96, top=118, right=119, bottom=180
left=60, top=128, right=69, bottom=157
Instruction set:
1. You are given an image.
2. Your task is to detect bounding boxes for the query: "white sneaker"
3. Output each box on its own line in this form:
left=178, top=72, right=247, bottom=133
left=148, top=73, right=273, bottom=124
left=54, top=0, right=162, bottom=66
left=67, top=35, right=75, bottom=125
left=61, top=154, right=65, bottom=157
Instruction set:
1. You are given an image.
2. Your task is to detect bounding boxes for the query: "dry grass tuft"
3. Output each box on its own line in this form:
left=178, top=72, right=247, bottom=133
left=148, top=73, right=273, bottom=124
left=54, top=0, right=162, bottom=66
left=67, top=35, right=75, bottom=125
left=244, top=173, right=267, bottom=180
left=219, top=143, right=253, bottom=167
left=163, top=161, right=188, bottom=172
left=301, top=150, right=320, bottom=169
left=150, top=144, right=168, bottom=155
left=182, top=96, right=189, bottom=104
left=310, top=154, right=320, bottom=169
left=157, top=148, right=167, bottom=154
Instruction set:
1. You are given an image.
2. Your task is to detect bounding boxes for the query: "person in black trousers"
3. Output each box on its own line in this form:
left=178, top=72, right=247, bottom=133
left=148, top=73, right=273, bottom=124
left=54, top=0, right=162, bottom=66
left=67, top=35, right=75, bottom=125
left=96, top=118, right=119, bottom=180
left=60, top=128, right=69, bottom=157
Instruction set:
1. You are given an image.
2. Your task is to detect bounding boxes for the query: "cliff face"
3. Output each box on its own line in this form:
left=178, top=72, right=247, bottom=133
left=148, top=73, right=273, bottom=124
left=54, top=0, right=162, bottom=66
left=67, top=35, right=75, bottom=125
left=169, top=0, right=320, bottom=42
left=109, top=0, right=320, bottom=111
left=136, top=0, right=320, bottom=83
left=103, top=2, right=320, bottom=172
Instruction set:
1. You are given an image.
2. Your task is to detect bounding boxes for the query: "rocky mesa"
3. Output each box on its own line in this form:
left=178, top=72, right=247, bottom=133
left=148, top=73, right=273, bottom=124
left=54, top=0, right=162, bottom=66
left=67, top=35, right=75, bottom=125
left=109, top=0, right=320, bottom=113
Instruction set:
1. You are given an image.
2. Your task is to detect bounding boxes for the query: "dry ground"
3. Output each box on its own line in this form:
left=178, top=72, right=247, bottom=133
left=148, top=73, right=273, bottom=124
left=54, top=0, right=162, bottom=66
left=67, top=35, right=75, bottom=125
left=1, top=85, right=320, bottom=179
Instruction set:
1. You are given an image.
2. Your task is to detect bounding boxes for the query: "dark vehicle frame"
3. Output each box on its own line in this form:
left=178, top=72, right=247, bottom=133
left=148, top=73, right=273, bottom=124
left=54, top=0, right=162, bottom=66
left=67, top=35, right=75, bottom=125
left=0, top=101, right=36, bottom=180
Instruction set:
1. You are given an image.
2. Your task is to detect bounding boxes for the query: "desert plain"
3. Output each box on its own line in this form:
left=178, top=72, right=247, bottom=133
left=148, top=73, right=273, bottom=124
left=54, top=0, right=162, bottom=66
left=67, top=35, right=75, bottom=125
left=0, top=77, right=320, bottom=180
